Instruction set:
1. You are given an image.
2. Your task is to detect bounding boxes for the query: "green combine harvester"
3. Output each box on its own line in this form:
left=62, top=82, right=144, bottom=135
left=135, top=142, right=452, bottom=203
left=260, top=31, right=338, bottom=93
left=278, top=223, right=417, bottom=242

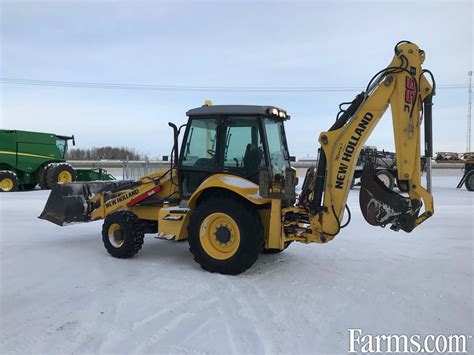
left=0, top=129, right=115, bottom=192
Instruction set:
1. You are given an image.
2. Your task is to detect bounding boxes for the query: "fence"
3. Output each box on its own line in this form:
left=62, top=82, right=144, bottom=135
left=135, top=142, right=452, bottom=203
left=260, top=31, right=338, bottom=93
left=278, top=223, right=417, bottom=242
left=69, top=159, right=464, bottom=181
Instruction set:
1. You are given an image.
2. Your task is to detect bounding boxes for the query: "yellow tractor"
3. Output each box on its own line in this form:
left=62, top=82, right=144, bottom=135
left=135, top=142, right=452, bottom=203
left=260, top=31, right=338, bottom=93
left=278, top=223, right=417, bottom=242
left=40, top=41, right=435, bottom=274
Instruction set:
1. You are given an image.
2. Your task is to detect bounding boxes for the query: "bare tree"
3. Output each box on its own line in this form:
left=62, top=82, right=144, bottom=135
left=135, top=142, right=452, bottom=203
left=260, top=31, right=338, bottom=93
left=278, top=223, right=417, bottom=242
left=67, top=147, right=142, bottom=160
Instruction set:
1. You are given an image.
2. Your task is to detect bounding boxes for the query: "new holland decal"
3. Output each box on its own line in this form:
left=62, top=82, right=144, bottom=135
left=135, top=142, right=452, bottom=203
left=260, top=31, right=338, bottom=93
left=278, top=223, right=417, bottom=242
left=105, top=189, right=140, bottom=208
left=335, top=112, right=374, bottom=189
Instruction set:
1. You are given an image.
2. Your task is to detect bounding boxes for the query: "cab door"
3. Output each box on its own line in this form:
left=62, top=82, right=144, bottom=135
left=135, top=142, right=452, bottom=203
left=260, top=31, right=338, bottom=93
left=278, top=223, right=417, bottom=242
left=179, top=117, right=220, bottom=197
left=221, top=116, right=266, bottom=184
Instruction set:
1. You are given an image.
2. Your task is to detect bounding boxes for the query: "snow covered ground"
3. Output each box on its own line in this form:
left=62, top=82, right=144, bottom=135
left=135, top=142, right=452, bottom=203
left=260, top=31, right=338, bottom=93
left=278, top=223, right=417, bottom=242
left=0, top=174, right=472, bottom=354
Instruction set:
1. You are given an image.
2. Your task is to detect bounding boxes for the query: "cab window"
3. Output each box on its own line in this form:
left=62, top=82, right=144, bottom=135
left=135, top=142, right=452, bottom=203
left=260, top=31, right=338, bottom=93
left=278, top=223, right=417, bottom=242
left=223, top=117, right=265, bottom=183
left=180, top=118, right=219, bottom=196
left=264, top=118, right=290, bottom=176
left=181, top=119, right=218, bottom=170
left=55, top=139, right=67, bottom=159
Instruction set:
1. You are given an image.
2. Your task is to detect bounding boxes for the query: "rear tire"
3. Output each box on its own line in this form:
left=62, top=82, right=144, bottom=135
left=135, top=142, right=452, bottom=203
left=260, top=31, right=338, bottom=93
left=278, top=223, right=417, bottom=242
left=0, top=171, right=19, bottom=192
left=46, top=163, right=77, bottom=189
left=262, top=241, right=292, bottom=254
left=188, top=193, right=264, bottom=275
left=465, top=170, right=474, bottom=191
left=376, top=170, right=395, bottom=190
left=102, top=211, right=145, bottom=258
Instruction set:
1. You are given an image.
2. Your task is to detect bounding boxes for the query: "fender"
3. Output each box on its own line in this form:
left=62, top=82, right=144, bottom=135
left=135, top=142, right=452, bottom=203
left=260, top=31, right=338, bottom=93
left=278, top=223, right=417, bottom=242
left=187, top=173, right=271, bottom=208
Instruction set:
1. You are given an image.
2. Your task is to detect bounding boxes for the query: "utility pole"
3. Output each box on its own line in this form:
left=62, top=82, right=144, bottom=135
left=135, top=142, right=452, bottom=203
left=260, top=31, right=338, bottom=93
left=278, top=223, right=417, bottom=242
left=467, top=71, right=472, bottom=152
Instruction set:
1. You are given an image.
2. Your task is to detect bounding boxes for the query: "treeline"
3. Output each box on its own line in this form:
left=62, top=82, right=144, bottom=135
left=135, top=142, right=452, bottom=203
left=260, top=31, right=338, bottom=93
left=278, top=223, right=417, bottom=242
left=67, top=147, right=144, bottom=160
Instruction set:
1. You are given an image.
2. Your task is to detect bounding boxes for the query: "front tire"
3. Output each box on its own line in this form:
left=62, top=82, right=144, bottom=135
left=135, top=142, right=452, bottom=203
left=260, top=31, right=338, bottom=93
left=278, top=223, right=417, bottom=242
left=38, top=164, right=53, bottom=189
left=46, top=163, right=77, bottom=189
left=102, top=211, right=145, bottom=258
left=0, top=171, right=19, bottom=192
left=188, top=193, right=264, bottom=275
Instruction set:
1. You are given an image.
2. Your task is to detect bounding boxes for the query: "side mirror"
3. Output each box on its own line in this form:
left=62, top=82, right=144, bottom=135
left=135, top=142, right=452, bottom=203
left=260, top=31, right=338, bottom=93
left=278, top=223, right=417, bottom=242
left=289, top=156, right=296, bottom=162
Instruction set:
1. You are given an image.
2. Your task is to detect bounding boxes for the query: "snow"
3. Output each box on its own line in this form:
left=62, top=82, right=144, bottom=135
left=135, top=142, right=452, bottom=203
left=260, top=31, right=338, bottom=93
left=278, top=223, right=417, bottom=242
left=0, top=174, right=472, bottom=354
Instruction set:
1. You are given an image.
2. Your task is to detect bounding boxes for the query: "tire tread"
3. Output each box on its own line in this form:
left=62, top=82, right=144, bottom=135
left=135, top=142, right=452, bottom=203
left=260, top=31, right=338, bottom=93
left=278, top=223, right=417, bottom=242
left=102, top=210, right=145, bottom=258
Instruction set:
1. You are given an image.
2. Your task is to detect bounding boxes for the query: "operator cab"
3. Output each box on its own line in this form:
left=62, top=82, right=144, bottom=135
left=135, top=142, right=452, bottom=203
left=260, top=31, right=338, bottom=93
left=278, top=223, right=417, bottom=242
left=178, top=104, right=292, bottom=198
left=55, top=135, right=75, bottom=159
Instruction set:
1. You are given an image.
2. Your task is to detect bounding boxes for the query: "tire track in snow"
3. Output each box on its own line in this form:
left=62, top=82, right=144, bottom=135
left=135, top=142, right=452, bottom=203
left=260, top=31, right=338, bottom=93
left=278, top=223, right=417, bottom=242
left=130, top=295, right=219, bottom=354
left=130, top=290, right=210, bottom=330
left=216, top=276, right=268, bottom=354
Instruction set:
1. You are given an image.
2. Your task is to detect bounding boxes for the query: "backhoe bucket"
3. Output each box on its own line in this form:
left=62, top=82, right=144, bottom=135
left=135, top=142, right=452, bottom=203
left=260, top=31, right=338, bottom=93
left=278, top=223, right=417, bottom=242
left=39, top=181, right=130, bottom=226
left=359, top=162, right=421, bottom=232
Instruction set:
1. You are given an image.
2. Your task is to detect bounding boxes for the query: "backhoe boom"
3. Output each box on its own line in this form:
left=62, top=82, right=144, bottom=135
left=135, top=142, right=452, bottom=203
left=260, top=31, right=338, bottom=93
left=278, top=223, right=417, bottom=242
left=290, top=41, right=435, bottom=243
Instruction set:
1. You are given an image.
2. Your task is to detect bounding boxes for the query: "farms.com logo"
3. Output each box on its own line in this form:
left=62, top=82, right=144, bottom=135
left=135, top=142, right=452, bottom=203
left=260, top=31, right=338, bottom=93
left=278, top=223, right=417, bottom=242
left=348, top=329, right=473, bottom=353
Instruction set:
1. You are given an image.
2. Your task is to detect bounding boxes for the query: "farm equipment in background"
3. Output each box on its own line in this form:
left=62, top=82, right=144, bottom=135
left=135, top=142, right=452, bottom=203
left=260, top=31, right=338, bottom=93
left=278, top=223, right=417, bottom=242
left=435, top=152, right=474, bottom=191
left=40, top=41, right=436, bottom=274
left=76, top=168, right=115, bottom=182
left=351, top=146, right=427, bottom=192
left=0, top=130, right=114, bottom=192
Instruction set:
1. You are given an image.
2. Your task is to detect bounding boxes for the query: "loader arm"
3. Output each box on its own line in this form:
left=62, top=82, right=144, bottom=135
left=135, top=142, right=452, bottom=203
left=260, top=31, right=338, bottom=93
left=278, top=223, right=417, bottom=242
left=287, top=41, right=435, bottom=244
left=39, top=169, right=178, bottom=226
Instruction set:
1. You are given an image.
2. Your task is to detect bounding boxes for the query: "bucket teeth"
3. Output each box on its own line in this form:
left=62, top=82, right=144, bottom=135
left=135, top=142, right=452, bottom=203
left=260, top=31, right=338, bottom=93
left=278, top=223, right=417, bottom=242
left=39, top=181, right=131, bottom=226
left=359, top=161, right=421, bottom=232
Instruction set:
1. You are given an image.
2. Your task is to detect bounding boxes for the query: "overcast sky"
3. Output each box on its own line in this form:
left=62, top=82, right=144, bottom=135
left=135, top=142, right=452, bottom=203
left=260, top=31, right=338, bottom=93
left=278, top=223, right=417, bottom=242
left=1, top=0, right=472, bottom=158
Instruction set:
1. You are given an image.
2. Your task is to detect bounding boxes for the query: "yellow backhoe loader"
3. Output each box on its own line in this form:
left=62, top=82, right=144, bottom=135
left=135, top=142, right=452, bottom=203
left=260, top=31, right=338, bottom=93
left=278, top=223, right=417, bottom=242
left=40, top=41, right=435, bottom=274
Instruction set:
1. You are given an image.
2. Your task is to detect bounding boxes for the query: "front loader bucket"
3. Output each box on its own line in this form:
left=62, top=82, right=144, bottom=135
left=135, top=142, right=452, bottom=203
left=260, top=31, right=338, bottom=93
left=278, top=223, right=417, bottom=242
left=359, top=162, right=421, bottom=233
left=39, top=181, right=131, bottom=226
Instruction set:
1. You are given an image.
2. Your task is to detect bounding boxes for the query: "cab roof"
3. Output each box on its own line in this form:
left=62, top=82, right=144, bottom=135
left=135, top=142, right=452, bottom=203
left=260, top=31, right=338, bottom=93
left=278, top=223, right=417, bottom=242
left=186, top=105, right=289, bottom=118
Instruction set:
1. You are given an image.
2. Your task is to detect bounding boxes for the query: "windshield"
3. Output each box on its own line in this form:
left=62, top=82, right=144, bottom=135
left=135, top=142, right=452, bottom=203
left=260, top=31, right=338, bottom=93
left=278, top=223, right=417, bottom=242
left=181, top=118, right=218, bottom=169
left=55, top=139, right=67, bottom=158
left=264, top=118, right=290, bottom=176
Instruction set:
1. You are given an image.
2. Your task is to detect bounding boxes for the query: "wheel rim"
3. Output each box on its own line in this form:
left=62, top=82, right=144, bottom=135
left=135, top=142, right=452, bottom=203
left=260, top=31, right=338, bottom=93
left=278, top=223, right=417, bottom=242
left=57, top=171, right=73, bottom=183
left=377, top=174, right=391, bottom=188
left=199, top=212, right=241, bottom=260
left=1, top=178, right=14, bottom=192
left=108, top=223, right=124, bottom=248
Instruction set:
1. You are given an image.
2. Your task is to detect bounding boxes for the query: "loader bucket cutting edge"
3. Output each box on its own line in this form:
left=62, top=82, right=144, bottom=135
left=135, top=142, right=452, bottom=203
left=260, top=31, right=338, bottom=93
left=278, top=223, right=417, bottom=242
left=39, top=181, right=131, bottom=226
